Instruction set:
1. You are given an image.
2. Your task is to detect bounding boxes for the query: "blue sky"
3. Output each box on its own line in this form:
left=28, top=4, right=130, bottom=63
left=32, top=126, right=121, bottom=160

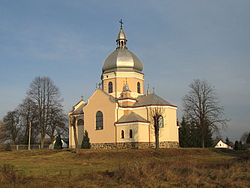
left=0, top=0, right=249, bottom=141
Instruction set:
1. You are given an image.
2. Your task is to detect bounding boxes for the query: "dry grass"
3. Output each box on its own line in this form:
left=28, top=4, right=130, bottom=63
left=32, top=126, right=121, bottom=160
left=0, top=148, right=249, bottom=187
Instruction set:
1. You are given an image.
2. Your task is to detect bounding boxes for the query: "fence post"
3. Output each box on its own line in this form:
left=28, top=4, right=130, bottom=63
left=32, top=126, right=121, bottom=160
left=28, top=121, right=31, bottom=150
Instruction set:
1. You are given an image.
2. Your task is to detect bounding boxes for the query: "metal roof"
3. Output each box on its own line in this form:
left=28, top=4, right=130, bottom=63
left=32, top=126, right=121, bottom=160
left=116, top=112, right=149, bottom=124
left=134, top=93, right=176, bottom=107
left=102, top=48, right=143, bottom=73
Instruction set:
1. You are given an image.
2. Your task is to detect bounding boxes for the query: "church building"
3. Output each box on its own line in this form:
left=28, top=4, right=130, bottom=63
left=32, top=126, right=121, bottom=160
left=69, top=22, right=179, bottom=149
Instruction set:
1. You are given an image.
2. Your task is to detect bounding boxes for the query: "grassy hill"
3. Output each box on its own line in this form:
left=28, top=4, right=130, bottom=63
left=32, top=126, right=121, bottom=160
left=0, top=148, right=249, bottom=187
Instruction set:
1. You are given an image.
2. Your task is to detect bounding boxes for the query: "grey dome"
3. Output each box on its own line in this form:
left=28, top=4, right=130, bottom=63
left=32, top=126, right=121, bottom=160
left=102, top=22, right=143, bottom=73
left=102, top=48, right=143, bottom=73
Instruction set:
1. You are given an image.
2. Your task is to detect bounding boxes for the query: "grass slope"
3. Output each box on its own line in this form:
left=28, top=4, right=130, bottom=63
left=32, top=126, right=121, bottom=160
left=0, top=148, right=249, bottom=187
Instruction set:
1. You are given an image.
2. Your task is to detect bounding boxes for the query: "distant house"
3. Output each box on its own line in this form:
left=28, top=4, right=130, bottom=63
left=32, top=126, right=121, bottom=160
left=215, top=140, right=233, bottom=149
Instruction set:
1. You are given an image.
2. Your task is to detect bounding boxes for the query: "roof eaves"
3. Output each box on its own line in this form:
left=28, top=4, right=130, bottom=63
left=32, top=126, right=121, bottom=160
left=115, top=120, right=150, bottom=125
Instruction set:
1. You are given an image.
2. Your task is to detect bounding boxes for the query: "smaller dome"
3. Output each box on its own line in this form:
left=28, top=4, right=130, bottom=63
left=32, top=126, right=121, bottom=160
left=123, top=82, right=131, bottom=92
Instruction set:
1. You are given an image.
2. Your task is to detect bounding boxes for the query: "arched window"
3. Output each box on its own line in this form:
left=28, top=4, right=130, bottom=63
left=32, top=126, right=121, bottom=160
left=137, top=82, right=141, bottom=93
left=158, top=116, right=164, bottom=128
left=121, top=130, right=124, bottom=139
left=96, top=111, right=103, bottom=130
left=129, top=129, right=133, bottom=138
left=108, top=82, right=113, bottom=93
left=77, top=119, right=84, bottom=126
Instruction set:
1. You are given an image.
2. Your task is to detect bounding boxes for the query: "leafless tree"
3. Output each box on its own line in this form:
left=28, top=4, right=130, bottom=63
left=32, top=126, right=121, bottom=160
left=18, top=97, right=39, bottom=144
left=47, top=105, right=67, bottom=143
left=0, top=120, right=7, bottom=143
left=27, top=76, right=64, bottom=148
left=183, top=79, right=227, bottom=148
left=150, top=106, right=164, bottom=149
left=2, top=110, right=21, bottom=144
left=240, top=132, right=249, bottom=144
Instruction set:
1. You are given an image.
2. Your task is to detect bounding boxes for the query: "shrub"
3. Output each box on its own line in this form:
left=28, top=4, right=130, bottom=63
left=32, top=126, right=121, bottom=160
left=54, top=135, right=63, bottom=149
left=234, top=141, right=239, bottom=150
left=4, top=143, right=12, bottom=151
left=81, top=130, right=91, bottom=149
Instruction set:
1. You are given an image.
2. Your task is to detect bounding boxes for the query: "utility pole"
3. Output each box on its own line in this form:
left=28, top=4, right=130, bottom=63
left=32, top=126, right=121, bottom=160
left=28, top=121, right=31, bottom=150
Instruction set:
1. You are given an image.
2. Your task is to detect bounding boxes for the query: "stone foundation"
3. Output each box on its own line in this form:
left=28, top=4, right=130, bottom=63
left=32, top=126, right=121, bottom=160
left=91, top=141, right=179, bottom=150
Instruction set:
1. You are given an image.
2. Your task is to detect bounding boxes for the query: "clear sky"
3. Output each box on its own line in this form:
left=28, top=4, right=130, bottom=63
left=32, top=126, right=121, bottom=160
left=0, top=0, right=249, bottom=141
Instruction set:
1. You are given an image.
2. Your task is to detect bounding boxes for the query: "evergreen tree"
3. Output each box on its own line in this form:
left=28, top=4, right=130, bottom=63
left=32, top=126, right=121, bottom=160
left=239, top=141, right=243, bottom=150
left=81, top=130, right=91, bottom=149
left=54, top=134, right=63, bottom=149
left=226, top=137, right=230, bottom=145
left=203, top=126, right=213, bottom=147
left=234, top=140, right=239, bottom=150
left=246, top=132, right=250, bottom=144
left=190, top=122, right=201, bottom=147
left=179, top=116, right=213, bottom=148
left=179, top=117, right=191, bottom=147
left=5, top=143, right=12, bottom=151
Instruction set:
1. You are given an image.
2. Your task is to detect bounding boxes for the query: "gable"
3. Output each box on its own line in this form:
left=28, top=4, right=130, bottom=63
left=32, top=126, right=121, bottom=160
left=82, top=89, right=117, bottom=143
left=69, top=99, right=85, bottom=115
left=84, top=89, right=116, bottom=109
left=215, top=140, right=229, bottom=148
left=83, top=89, right=117, bottom=120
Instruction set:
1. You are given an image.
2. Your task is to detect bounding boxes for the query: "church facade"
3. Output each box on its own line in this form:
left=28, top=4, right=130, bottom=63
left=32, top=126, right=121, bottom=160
left=68, top=23, right=179, bottom=149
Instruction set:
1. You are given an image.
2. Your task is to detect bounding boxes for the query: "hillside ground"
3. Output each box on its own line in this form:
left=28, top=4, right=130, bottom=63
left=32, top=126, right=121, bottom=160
left=0, top=148, right=249, bottom=188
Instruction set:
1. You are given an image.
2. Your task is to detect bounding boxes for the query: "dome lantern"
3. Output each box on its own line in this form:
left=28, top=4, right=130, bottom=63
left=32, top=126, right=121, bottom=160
left=116, top=19, right=127, bottom=49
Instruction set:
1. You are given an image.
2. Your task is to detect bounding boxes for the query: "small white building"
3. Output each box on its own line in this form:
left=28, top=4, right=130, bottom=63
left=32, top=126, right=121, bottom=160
left=215, top=140, right=232, bottom=149
left=49, top=139, right=68, bottom=149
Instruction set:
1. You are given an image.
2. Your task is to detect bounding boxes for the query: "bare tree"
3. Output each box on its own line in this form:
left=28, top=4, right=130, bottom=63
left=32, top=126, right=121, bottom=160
left=27, top=76, right=63, bottom=148
left=240, top=132, right=248, bottom=144
left=183, top=79, right=227, bottom=148
left=247, top=132, right=250, bottom=144
left=240, top=132, right=250, bottom=144
left=0, top=120, right=7, bottom=143
left=47, top=105, right=67, bottom=143
left=18, top=97, right=39, bottom=144
left=2, top=110, right=21, bottom=144
left=150, top=106, right=164, bottom=149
